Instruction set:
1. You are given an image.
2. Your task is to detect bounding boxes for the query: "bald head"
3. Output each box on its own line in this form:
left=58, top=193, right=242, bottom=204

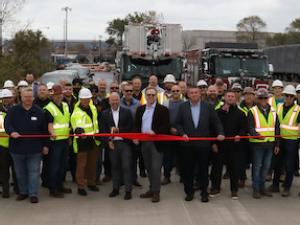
left=109, top=92, right=120, bottom=110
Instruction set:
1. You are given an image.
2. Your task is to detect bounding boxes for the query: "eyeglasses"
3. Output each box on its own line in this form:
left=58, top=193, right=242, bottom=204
left=146, top=94, right=156, bottom=97
left=110, top=87, right=119, bottom=90
left=172, top=90, right=180, bottom=93
left=125, top=90, right=133, bottom=93
left=233, top=90, right=242, bottom=93
left=285, top=94, right=294, bottom=98
left=258, top=97, right=268, bottom=100
left=198, top=86, right=207, bottom=89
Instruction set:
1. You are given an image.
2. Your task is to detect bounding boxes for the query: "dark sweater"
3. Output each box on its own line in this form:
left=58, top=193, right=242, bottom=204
left=4, top=104, right=48, bottom=154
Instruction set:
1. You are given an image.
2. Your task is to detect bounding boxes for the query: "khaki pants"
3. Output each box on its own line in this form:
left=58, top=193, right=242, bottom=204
left=76, top=144, right=98, bottom=189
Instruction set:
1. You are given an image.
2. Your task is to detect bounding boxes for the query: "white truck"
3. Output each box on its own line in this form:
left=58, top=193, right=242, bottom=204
left=116, top=24, right=185, bottom=84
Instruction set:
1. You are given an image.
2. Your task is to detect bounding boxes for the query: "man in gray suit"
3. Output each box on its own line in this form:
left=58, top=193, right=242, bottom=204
left=176, top=86, right=224, bottom=202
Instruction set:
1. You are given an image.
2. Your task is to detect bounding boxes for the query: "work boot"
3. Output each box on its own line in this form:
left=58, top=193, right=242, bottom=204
left=49, top=192, right=64, bottom=198
left=209, top=188, right=220, bottom=197
left=77, top=188, right=87, bottom=196
left=268, top=185, right=280, bottom=193
left=252, top=191, right=261, bottom=199
left=109, top=189, right=119, bottom=198
left=140, top=190, right=153, bottom=198
left=151, top=192, right=160, bottom=203
left=16, top=194, right=28, bottom=201
left=124, top=192, right=132, bottom=200
left=231, top=191, right=239, bottom=200
left=260, top=189, right=273, bottom=197
left=30, top=196, right=39, bottom=203
left=88, top=185, right=99, bottom=192
left=281, top=188, right=290, bottom=197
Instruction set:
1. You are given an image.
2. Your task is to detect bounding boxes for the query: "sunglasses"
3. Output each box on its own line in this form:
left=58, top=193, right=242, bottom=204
left=285, top=94, right=294, bottom=98
left=110, top=87, right=119, bottom=90
left=125, top=90, right=133, bottom=92
left=172, top=90, right=180, bottom=92
left=258, top=97, right=268, bottom=100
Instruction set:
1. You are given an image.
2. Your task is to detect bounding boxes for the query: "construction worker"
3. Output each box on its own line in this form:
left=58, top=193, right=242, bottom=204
left=197, top=80, right=208, bottom=101
left=238, top=87, right=256, bottom=188
left=140, top=74, right=165, bottom=105
left=163, top=74, right=177, bottom=99
left=268, top=85, right=300, bottom=197
left=71, top=88, right=100, bottom=196
left=44, top=84, right=72, bottom=198
left=0, top=89, right=18, bottom=198
left=296, top=84, right=300, bottom=105
left=231, top=83, right=243, bottom=105
left=269, top=79, right=284, bottom=111
left=248, top=88, right=280, bottom=199
left=206, top=85, right=221, bottom=109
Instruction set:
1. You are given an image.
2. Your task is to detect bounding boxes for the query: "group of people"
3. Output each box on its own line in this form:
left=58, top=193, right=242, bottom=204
left=0, top=72, right=300, bottom=205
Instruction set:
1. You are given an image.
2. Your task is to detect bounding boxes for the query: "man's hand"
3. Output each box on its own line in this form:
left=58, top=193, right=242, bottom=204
left=182, top=134, right=189, bottom=142
left=234, top=135, right=240, bottom=142
left=170, top=128, right=178, bottom=135
left=217, top=135, right=225, bottom=141
left=42, top=146, right=49, bottom=155
left=212, top=144, right=218, bottom=153
left=147, top=130, right=155, bottom=135
left=111, top=127, right=119, bottom=134
left=11, top=132, right=21, bottom=139
left=50, top=132, right=57, bottom=140
left=133, top=139, right=139, bottom=145
left=274, top=146, right=280, bottom=155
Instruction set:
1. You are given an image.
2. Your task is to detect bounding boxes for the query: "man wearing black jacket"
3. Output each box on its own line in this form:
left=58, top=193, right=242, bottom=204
left=134, top=87, right=170, bottom=203
left=210, top=90, right=247, bottom=199
left=176, top=86, right=224, bottom=203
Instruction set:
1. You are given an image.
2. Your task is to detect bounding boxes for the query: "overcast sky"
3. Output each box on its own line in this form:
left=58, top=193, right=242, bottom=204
left=6, top=0, right=300, bottom=40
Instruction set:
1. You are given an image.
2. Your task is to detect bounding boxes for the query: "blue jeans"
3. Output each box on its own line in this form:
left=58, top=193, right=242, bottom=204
left=252, top=145, right=273, bottom=192
left=10, top=153, right=42, bottom=197
left=48, top=140, right=69, bottom=192
left=273, top=139, right=299, bottom=189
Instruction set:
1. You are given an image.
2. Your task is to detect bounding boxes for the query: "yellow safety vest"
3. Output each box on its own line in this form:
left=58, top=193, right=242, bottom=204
left=71, top=102, right=100, bottom=153
left=0, top=112, right=9, bottom=148
left=215, top=101, right=224, bottom=110
left=249, top=106, right=276, bottom=143
left=44, top=102, right=70, bottom=141
left=277, top=103, right=300, bottom=140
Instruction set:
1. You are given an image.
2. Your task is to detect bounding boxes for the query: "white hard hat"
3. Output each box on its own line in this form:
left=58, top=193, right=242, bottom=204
left=47, top=82, right=55, bottom=90
left=163, top=74, right=176, bottom=84
left=272, top=79, right=284, bottom=88
left=1, top=89, right=13, bottom=98
left=296, top=84, right=300, bottom=92
left=283, top=85, right=296, bottom=96
left=17, top=80, right=28, bottom=88
left=3, top=80, right=15, bottom=89
left=79, top=88, right=92, bottom=99
left=197, top=80, right=208, bottom=87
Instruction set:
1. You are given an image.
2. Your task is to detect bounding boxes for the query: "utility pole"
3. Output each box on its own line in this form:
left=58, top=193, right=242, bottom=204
left=98, top=35, right=102, bottom=63
left=61, top=6, right=71, bottom=57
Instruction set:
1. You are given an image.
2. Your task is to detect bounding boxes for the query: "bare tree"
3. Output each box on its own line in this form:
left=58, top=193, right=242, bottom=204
left=0, top=0, right=25, bottom=54
left=182, top=33, right=197, bottom=50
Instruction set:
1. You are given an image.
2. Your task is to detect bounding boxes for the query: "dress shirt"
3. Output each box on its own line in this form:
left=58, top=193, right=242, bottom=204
left=190, top=101, right=201, bottom=128
left=112, top=107, right=122, bottom=140
left=142, top=102, right=156, bottom=133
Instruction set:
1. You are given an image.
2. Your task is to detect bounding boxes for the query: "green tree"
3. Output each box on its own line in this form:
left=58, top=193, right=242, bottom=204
left=0, top=29, right=54, bottom=84
left=287, top=18, right=300, bottom=32
left=236, top=15, right=267, bottom=42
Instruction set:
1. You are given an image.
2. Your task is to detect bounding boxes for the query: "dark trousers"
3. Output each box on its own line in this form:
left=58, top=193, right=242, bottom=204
left=68, top=144, right=77, bottom=181
left=96, top=144, right=104, bottom=181
left=239, top=140, right=251, bottom=181
left=41, top=154, right=49, bottom=186
left=131, top=143, right=145, bottom=182
left=48, top=140, right=69, bottom=192
left=103, top=145, right=111, bottom=177
left=109, top=141, right=132, bottom=192
left=141, top=142, right=163, bottom=192
left=162, top=143, right=174, bottom=178
left=273, top=139, right=299, bottom=189
left=210, top=143, right=240, bottom=192
left=182, top=146, right=210, bottom=196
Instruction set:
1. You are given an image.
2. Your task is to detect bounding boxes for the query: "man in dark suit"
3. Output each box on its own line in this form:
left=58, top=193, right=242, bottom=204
left=100, top=92, right=134, bottom=200
left=176, top=85, right=224, bottom=203
left=134, top=87, right=170, bottom=203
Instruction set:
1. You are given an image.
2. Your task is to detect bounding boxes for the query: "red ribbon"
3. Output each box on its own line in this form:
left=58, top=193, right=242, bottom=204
left=0, top=133, right=296, bottom=141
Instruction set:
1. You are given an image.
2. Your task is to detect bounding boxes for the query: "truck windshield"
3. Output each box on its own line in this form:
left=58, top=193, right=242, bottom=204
left=242, top=58, right=268, bottom=77
left=121, top=56, right=183, bottom=81
left=215, top=57, right=240, bottom=76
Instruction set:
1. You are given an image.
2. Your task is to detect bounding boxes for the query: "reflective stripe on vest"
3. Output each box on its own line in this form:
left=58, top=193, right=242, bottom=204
left=0, top=112, right=9, bottom=148
left=44, top=102, right=70, bottom=140
left=250, top=106, right=276, bottom=143
left=277, top=103, right=300, bottom=140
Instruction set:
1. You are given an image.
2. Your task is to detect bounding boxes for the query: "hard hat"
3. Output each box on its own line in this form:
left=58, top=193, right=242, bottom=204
left=282, top=85, right=296, bottom=96
left=163, top=74, right=176, bottom=84
left=47, top=82, right=55, bottom=90
left=17, top=80, right=28, bottom=88
left=272, top=79, right=284, bottom=88
left=79, top=88, right=92, bottom=99
left=3, top=80, right=15, bottom=89
left=243, top=87, right=255, bottom=95
left=197, top=80, right=208, bottom=87
left=256, top=88, right=269, bottom=98
left=296, top=84, right=300, bottom=92
left=231, top=83, right=242, bottom=91
left=1, top=89, right=13, bottom=98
